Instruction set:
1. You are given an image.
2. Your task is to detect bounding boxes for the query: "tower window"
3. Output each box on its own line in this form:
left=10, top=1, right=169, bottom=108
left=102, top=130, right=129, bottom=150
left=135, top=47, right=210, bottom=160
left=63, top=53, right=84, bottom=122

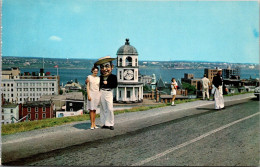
left=126, top=57, right=132, bottom=66
left=135, top=58, right=138, bottom=66
left=119, top=58, right=122, bottom=66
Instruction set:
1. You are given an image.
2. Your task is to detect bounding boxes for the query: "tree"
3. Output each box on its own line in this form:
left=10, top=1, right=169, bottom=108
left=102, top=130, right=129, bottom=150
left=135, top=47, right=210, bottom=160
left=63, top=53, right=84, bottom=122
left=143, top=84, right=151, bottom=91
left=182, top=82, right=196, bottom=94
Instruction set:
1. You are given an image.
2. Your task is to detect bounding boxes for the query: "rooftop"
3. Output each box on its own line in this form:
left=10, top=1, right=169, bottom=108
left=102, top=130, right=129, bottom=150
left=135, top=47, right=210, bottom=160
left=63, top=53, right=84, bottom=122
left=117, top=39, right=138, bottom=55
left=2, top=103, right=19, bottom=108
left=156, top=77, right=165, bottom=88
left=39, top=92, right=84, bottom=101
left=23, top=101, right=52, bottom=107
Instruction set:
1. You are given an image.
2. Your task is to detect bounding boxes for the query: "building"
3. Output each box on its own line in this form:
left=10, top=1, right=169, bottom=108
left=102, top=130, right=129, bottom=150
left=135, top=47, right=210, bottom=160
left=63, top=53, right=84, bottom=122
left=64, top=80, right=82, bottom=92
left=156, top=77, right=166, bottom=90
left=222, top=66, right=240, bottom=79
left=20, top=101, right=54, bottom=121
left=139, top=75, right=152, bottom=85
left=139, top=74, right=156, bottom=91
left=2, top=67, right=21, bottom=79
left=181, top=73, right=201, bottom=90
left=204, top=68, right=219, bottom=83
left=53, top=92, right=85, bottom=117
left=56, top=110, right=83, bottom=118
left=116, top=39, right=143, bottom=102
left=1, top=67, right=59, bottom=104
left=39, top=92, right=85, bottom=111
left=1, top=103, right=19, bottom=124
left=65, top=94, right=84, bottom=112
left=39, top=94, right=66, bottom=111
left=150, top=74, right=157, bottom=90
left=204, top=66, right=240, bottom=84
left=184, top=73, right=194, bottom=80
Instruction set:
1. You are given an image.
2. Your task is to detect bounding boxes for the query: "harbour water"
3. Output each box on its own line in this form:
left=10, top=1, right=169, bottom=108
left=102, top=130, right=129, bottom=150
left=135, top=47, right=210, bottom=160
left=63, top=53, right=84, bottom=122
left=20, top=68, right=259, bottom=86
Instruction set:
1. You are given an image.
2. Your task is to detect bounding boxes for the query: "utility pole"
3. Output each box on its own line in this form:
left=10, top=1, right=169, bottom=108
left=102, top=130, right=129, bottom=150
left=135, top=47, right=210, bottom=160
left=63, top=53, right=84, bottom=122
left=43, top=57, right=45, bottom=69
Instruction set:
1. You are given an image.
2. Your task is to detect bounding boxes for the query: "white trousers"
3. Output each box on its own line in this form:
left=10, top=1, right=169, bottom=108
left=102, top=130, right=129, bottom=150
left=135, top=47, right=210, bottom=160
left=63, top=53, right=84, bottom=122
left=214, top=86, right=224, bottom=109
left=100, top=90, right=114, bottom=126
left=202, top=87, right=209, bottom=100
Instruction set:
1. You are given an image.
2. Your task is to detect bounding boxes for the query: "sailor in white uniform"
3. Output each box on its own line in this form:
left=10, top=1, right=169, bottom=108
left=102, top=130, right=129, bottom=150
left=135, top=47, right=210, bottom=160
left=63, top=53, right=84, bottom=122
left=212, top=69, right=228, bottom=110
left=95, top=56, right=118, bottom=130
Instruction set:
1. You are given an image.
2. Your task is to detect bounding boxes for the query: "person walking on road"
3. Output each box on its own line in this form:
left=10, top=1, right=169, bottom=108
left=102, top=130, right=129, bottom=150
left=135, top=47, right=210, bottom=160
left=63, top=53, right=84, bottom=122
left=85, top=66, right=101, bottom=130
left=94, top=56, right=118, bottom=130
left=200, top=74, right=210, bottom=100
left=171, top=78, right=178, bottom=106
left=212, top=69, right=228, bottom=110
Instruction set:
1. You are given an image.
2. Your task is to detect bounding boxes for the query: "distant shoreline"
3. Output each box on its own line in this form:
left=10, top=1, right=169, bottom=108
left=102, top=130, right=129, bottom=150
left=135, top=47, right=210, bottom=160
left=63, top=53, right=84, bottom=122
left=18, top=67, right=88, bottom=70
left=2, top=66, right=258, bottom=71
left=2, top=56, right=259, bottom=72
left=2, top=56, right=259, bottom=65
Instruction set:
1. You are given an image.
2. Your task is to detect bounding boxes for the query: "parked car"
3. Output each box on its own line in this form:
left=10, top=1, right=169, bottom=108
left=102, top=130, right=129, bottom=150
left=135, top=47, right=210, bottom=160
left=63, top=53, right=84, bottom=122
left=254, top=86, right=260, bottom=98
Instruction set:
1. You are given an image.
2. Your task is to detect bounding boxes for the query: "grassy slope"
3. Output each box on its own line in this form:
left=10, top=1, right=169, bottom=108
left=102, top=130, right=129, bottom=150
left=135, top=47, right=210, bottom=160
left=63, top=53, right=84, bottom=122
left=1, top=99, right=199, bottom=135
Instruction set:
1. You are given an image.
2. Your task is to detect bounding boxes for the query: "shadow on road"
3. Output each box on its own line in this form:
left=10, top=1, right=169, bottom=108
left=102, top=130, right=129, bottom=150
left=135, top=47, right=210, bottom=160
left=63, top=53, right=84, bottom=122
left=73, top=123, right=91, bottom=130
left=196, top=97, right=258, bottom=111
left=196, top=108, right=216, bottom=111
left=251, top=97, right=260, bottom=101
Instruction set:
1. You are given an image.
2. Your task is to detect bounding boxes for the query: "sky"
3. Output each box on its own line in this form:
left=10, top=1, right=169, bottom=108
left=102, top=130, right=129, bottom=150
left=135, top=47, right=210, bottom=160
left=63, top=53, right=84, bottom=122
left=2, top=0, right=259, bottom=63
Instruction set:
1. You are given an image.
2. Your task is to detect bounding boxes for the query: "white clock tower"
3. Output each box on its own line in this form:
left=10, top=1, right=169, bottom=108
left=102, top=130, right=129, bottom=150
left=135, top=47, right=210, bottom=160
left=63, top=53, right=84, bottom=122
left=116, top=39, right=143, bottom=103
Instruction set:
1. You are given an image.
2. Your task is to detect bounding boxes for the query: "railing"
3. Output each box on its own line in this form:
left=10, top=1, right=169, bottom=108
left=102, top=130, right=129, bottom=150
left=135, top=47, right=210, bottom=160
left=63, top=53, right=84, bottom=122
left=125, top=62, right=132, bottom=66
left=19, top=76, right=58, bottom=80
left=11, top=115, right=29, bottom=123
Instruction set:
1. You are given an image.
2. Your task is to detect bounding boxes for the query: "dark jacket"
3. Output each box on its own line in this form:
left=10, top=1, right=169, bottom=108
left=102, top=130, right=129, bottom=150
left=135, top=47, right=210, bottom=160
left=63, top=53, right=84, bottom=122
left=212, top=74, right=227, bottom=94
left=100, top=74, right=118, bottom=90
left=212, top=74, right=223, bottom=88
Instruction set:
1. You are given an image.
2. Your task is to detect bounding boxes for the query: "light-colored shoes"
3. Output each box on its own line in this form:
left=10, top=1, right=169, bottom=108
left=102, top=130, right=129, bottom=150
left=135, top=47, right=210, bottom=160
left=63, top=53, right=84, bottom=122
left=90, top=125, right=99, bottom=130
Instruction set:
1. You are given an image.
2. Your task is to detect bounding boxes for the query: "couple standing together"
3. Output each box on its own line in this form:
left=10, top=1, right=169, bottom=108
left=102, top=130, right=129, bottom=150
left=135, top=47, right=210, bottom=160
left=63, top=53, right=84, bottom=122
left=85, top=56, right=118, bottom=130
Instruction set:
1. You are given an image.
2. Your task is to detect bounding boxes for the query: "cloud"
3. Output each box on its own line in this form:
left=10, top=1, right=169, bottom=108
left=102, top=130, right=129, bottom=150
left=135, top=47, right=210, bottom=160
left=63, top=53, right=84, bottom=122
left=253, top=29, right=259, bottom=38
left=49, top=35, right=62, bottom=41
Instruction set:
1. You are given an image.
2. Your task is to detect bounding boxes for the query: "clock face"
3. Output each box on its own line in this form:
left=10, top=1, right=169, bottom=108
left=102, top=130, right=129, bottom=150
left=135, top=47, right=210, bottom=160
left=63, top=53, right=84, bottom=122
left=123, top=69, right=134, bottom=80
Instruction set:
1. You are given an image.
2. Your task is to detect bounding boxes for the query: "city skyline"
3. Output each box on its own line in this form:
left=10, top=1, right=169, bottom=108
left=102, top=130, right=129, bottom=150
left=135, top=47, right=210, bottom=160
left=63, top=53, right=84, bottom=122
left=2, top=0, right=259, bottom=63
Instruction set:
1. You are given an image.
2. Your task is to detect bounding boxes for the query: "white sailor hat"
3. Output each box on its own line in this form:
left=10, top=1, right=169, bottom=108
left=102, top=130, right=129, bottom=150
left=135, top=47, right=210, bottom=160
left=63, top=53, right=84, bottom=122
left=94, top=56, right=116, bottom=65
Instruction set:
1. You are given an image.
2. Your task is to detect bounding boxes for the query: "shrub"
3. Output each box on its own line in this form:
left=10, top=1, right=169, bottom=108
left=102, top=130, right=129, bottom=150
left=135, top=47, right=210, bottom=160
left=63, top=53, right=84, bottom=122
left=182, top=82, right=196, bottom=94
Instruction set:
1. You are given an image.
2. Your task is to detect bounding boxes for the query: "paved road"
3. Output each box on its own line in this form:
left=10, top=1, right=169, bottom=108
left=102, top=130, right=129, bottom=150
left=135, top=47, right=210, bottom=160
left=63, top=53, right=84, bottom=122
left=5, top=97, right=259, bottom=166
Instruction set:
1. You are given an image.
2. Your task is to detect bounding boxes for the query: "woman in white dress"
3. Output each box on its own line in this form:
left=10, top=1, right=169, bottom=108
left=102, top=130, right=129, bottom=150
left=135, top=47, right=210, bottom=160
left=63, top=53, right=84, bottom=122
left=85, top=66, right=101, bottom=130
left=171, top=78, right=178, bottom=106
